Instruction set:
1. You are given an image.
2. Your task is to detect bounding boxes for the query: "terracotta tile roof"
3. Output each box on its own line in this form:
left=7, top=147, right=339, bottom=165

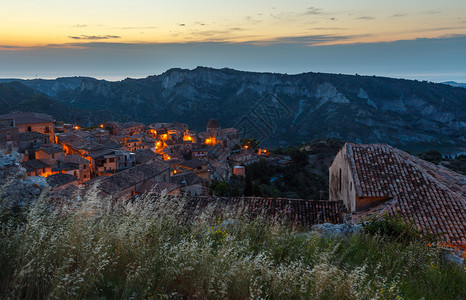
left=346, top=143, right=466, bottom=245
left=154, top=196, right=346, bottom=227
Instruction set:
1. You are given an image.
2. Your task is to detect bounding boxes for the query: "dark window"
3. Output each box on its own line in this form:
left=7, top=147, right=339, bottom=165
left=27, top=127, right=32, bottom=132
left=83, top=165, right=86, bottom=169
left=84, top=174, right=87, bottom=178
left=109, top=158, right=115, bottom=163
left=74, top=171, right=77, bottom=177
left=45, top=126, right=50, bottom=133
left=43, top=168, right=45, bottom=173
left=339, top=168, right=342, bottom=192
left=51, top=153, right=55, bottom=159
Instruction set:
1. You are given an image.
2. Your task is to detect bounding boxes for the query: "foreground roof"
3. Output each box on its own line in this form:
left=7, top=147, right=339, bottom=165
left=144, top=196, right=346, bottom=227
left=346, top=143, right=466, bottom=245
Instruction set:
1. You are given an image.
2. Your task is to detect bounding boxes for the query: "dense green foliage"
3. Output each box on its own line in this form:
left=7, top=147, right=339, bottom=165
left=0, top=194, right=464, bottom=299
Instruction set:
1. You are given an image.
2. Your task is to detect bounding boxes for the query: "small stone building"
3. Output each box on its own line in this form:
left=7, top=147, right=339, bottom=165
left=329, top=143, right=466, bottom=245
left=88, top=160, right=170, bottom=200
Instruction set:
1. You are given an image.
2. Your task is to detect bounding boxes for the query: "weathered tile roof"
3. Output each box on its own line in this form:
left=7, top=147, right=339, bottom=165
left=38, top=144, right=63, bottom=154
left=179, top=158, right=208, bottom=170
left=87, top=149, right=117, bottom=159
left=220, top=127, right=238, bottom=135
left=64, top=154, right=89, bottom=165
left=137, top=181, right=180, bottom=195
left=12, top=131, right=49, bottom=141
left=171, top=171, right=205, bottom=186
left=21, top=159, right=51, bottom=172
left=0, top=112, right=54, bottom=124
left=346, top=143, right=466, bottom=245
left=135, top=149, right=161, bottom=164
left=46, top=173, right=77, bottom=187
left=148, top=196, right=346, bottom=227
left=90, top=160, right=170, bottom=195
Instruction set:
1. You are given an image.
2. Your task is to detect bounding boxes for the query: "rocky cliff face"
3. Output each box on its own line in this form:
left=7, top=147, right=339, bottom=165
left=4, top=67, right=466, bottom=151
left=0, top=152, right=48, bottom=208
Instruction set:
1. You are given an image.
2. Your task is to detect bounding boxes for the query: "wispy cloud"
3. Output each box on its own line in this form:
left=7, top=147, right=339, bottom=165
left=391, top=13, right=406, bottom=18
left=310, top=27, right=347, bottom=31
left=72, top=24, right=88, bottom=28
left=247, top=33, right=372, bottom=46
left=356, top=16, right=374, bottom=20
left=185, top=27, right=246, bottom=41
left=68, top=35, right=121, bottom=40
left=305, top=7, right=323, bottom=15
left=119, top=26, right=158, bottom=30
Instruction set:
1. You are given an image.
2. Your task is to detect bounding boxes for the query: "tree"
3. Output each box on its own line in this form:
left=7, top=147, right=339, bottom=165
left=289, top=149, right=309, bottom=166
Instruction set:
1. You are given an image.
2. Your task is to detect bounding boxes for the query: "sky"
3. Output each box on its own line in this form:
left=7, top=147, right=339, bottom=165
left=1, top=0, right=465, bottom=82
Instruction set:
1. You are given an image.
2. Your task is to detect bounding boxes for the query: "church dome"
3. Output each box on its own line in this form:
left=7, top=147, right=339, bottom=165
left=206, top=119, right=221, bottom=129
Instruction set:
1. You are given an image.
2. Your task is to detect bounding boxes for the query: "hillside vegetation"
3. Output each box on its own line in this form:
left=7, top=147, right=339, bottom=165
left=1, top=190, right=464, bottom=299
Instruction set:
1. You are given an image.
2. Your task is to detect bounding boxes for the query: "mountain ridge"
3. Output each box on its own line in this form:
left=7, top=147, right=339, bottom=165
left=1, top=67, right=465, bottom=152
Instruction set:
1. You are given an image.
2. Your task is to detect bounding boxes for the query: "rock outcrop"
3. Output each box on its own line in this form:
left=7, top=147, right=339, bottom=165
left=0, top=152, right=48, bottom=208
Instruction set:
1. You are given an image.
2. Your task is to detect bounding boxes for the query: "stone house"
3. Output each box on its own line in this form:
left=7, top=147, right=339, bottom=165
left=0, top=112, right=55, bottom=142
left=329, top=143, right=466, bottom=246
left=179, top=158, right=209, bottom=181
left=88, top=160, right=171, bottom=200
left=11, top=131, right=50, bottom=158
left=170, top=171, right=206, bottom=196
left=46, top=173, right=78, bottom=189
left=87, top=149, right=118, bottom=176
left=192, top=148, right=209, bottom=158
left=52, top=154, right=91, bottom=183
left=230, top=151, right=260, bottom=166
left=21, top=159, right=52, bottom=177
left=35, top=144, right=65, bottom=167
left=104, top=121, right=145, bottom=136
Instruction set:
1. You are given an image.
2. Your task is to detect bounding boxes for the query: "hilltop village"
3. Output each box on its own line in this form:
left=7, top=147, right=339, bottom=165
left=0, top=112, right=269, bottom=198
left=0, top=111, right=464, bottom=247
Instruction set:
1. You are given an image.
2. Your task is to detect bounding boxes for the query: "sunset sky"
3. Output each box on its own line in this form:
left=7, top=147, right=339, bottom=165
left=1, top=0, right=465, bottom=81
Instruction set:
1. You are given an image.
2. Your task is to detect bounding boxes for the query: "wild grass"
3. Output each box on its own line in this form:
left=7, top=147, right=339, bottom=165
left=0, top=189, right=464, bottom=299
